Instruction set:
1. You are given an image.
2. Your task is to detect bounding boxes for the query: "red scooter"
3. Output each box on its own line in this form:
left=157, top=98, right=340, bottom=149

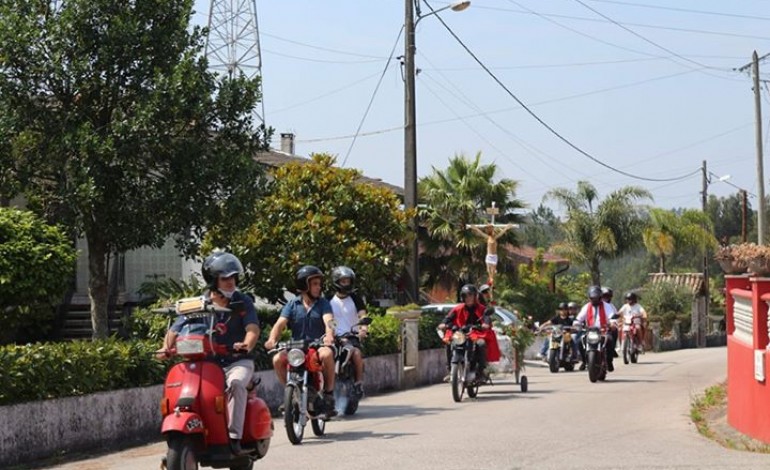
left=157, top=297, right=272, bottom=470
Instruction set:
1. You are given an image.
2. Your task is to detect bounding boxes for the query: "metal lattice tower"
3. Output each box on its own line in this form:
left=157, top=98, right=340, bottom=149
left=205, top=0, right=265, bottom=125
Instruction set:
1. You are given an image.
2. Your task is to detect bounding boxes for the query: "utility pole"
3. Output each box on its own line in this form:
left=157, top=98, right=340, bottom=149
left=753, top=51, right=766, bottom=245
left=404, top=0, right=419, bottom=303
left=699, top=160, right=709, bottom=348
left=742, top=189, right=748, bottom=243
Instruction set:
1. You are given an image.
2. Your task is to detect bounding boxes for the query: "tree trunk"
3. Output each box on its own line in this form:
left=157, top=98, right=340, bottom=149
left=86, top=231, right=110, bottom=339
left=590, top=258, right=601, bottom=286
left=660, top=254, right=667, bottom=273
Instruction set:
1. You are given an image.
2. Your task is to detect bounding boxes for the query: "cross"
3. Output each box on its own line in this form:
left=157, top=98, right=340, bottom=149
left=485, top=202, right=500, bottom=225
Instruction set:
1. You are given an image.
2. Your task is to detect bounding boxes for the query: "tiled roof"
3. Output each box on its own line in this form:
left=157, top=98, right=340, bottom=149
left=253, top=150, right=404, bottom=196
left=647, top=272, right=705, bottom=295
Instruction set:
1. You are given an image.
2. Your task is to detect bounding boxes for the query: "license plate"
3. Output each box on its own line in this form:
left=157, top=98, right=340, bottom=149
left=176, top=339, right=204, bottom=355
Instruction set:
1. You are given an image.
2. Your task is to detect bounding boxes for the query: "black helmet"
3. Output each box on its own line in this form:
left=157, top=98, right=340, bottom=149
left=460, top=284, right=478, bottom=301
left=588, top=285, right=602, bottom=300
left=601, top=287, right=613, bottom=298
left=331, top=266, right=356, bottom=293
left=479, top=284, right=491, bottom=294
left=558, top=302, right=568, bottom=310
left=625, top=292, right=638, bottom=302
left=202, top=252, right=244, bottom=287
left=295, top=265, right=324, bottom=292
left=567, top=301, right=579, bottom=310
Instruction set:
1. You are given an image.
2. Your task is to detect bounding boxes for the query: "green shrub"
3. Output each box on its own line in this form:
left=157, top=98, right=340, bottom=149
left=0, top=208, right=77, bottom=343
left=643, top=282, right=693, bottom=335
left=361, top=313, right=401, bottom=357
left=418, top=313, right=444, bottom=350
left=0, top=339, right=169, bottom=405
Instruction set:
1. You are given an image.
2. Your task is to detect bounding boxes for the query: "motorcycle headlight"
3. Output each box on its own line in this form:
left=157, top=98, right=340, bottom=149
left=287, top=348, right=306, bottom=367
left=452, top=331, right=466, bottom=345
left=587, top=330, right=600, bottom=344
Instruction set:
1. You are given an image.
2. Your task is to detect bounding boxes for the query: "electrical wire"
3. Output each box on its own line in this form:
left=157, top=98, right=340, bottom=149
left=270, top=70, right=383, bottom=114
left=423, top=0, right=702, bottom=183
left=340, top=26, right=404, bottom=167
left=261, top=47, right=385, bottom=64
left=261, top=31, right=389, bottom=59
left=586, top=0, right=770, bottom=22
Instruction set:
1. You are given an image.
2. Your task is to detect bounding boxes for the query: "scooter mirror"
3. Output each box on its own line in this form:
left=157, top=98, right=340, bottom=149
left=358, top=317, right=373, bottom=326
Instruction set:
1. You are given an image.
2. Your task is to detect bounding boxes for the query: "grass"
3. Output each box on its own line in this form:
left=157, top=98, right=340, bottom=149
left=690, top=383, right=725, bottom=439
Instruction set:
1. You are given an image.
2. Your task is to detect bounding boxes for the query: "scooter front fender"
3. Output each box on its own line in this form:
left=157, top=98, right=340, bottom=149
left=162, top=411, right=205, bottom=435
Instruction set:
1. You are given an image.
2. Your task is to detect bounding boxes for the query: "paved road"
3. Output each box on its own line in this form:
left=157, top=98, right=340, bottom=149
left=47, top=347, right=770, bottom=469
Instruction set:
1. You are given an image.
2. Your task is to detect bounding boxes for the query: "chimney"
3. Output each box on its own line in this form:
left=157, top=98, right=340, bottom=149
left=280, top=132, right=295, bottom=155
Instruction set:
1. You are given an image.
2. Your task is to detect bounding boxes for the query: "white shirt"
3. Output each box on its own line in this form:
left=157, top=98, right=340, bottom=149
left=574, top=301, right=618, bottom=328
left=618, top=303, right=647, bottom=332
left=330, top=295, right=361, bottom=336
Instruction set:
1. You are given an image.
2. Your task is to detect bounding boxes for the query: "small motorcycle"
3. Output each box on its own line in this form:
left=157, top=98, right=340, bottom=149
left=157, top=297, right=272, bottom=470
left=334, top=317, right=373, bottom=416
left=270, top=337, right=333, bottom=445
left=448, top=325, right=489, bottom=402
left=622, top=314, right=644, bottom=365
left=582, top=326, right=609, bottom=383
left=546, top=325, right=578, bottom=373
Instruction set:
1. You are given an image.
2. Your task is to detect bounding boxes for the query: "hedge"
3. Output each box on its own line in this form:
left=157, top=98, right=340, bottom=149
left=0, top=339, right=168, bottom=406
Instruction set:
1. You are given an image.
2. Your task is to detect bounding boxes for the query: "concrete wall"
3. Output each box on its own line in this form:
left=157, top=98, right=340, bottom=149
left=0, top=351, right=440, bottom=467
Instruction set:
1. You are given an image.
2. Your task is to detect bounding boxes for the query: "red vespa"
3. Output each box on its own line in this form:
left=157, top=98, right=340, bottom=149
left=158, top=297, right=272, bottom=470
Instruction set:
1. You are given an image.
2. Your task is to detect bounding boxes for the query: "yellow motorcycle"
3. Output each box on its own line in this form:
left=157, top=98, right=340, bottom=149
left=547, top=325, right=578, bottom=373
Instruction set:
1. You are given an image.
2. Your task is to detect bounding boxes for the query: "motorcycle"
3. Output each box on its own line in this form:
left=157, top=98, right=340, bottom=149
left=622, top=314, right=644, bottom=365
left=582, top=326, right=609, bottom=383
left=448, top=325, right=490, bottom=402
left=270, top=336, right=334, bottom=445
left=334, top=317, right=373, bottom=416
left=157, top=297, right=272, bottom=470
left=546, top=325, right=578, bottom=373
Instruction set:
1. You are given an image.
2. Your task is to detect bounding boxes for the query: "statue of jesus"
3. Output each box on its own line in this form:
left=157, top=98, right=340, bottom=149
left=468, top=223, right=517, bottom=285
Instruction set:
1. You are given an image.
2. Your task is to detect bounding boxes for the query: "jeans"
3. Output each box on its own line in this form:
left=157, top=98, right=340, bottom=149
left=224, top=358, right=254, bottom=440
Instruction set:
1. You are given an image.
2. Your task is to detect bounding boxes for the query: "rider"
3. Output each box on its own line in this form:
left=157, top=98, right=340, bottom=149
left=264, top=265, right=337, bottom=415
left=601, top=287, right=619, bottom=317
left=438, top=284, right=501, bottom=380
left=574, top=285, right=619, bottom=372
left=538, top=302, right=578, bottom=360
left=619, top=292, right=648, bottom=351
left=478, top=283, right=492, bottom=310
left=157, top=251, right=260, bottom=456
left=328, top=266, right=368, bottom=398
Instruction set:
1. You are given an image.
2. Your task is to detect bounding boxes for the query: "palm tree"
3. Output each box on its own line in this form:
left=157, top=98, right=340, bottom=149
left=545, top=181, right=651, bottom=285
left=643, top=208, right=717, bottom=273
left=418, top=152, right=525, bottom=291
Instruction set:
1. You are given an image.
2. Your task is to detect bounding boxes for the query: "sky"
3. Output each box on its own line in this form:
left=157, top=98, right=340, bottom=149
left=192, top=0, right=770, bottom=214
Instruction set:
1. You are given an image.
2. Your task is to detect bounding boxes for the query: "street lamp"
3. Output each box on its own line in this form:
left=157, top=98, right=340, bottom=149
left=710, top=172, right=755, bottom=243
left=403, top=0, right=470, bottom=303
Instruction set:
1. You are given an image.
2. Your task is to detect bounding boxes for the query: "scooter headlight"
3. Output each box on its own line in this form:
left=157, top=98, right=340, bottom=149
left=287, top=348, right=306, bottom=367
left=587, top=330, right=601, bottom=344
left=452, top=331, right=466, bottom=345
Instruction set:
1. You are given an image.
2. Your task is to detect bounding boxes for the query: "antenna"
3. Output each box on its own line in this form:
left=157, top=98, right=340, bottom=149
left=205, top=0, right=265, bottom=125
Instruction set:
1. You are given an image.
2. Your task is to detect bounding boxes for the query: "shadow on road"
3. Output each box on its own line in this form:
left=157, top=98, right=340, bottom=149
left=317, top=430, right=419, bottom=442
left=350, top=403, right=450, bottom=420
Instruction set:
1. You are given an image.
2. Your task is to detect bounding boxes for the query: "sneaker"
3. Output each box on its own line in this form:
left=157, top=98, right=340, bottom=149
left=535, top=352, right=545, bottom=360
left=353, top=382, right=364, bottom=399
left=322, top=393, right=337, bottom=416
left=579, top=362, right=586, bottom=371
left=443, top=373, right=451, bottom=383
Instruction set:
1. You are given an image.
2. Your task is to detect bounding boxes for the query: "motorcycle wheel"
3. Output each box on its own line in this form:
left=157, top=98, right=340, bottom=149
left=622, top=337, right=630, bottom=365
left=311, top=418, right=326, bottom=436
left=166, top=433, right=198, bottom=470
left=630, top=342, right=639, bottom=364
left=284, top=384, right=304, bottom=445
left=467, top=369, right=479, bottom=398
left=587, top=350, right=599, bottom=383
left=451, top=362, right=465, bottom=403
left=344, top=399, right=359, bottom=416
left=548, top=349, right=559, bottom=373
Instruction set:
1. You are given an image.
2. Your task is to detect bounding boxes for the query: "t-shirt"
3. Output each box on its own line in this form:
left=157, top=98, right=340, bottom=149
left=329, top=293, right=366, bottom=336
left=280, top=296, right=333, bottom=341
left=618, top=303, right=647, bottom=331
left=549, top=315, right=574, bottom=327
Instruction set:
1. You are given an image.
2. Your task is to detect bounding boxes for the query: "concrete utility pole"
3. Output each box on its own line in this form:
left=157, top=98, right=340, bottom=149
left=699, top=160, right=709, bottom=348
left=742, top=189, right=748, bottom=243
left=752, top=51, right=766, bottom=245
left=404, top=0, right=419, bottom=303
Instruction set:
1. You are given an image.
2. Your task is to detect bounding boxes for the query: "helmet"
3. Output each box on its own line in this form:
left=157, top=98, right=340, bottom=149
left=567, top=301, right=579, bottom=310
left=587, top=285, right=602, bottom=300
left=331, top=266, right=356, bottom=293
left=479, top=284, right=491, bottom=294
left=601, top=287, right=613, bottom=298
left=625, top=292, right=638, bottom=302
left=202, top=252, right=244, bottom=287
left=558, top=302, right=568, bottom=310
left=460, top=284, right=478, bottom=301
left=295, top=265, right=324, bottom=292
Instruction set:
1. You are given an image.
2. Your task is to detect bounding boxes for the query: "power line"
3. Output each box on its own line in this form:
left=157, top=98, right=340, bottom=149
left=261, top=47, right=385, bottom=64
left=341, top=26, right=404, bottom=167
left=271, top=70, right=383, bottom=114
left=423, top=0, right=702, bottom=183
left=586, top=0, right=770, bottom=22
left=261, top=30, right=389, bottom=59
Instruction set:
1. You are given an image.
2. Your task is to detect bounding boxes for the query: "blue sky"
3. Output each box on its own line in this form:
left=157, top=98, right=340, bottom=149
left=192, top=0, right=770, bottom=213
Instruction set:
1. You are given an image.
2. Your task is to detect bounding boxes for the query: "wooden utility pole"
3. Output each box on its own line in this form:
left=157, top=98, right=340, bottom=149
left=742, top=189, right=748, bottom=243
left=698, top=160, right=708, bottom=348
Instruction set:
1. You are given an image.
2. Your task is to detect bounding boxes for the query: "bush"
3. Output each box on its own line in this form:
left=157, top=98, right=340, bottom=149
left=361, top=313, right=401, bottom=357
left=643, top=282, right=694, bottom=335
left=418, top=313, right=444, bottom=350
left=0, top=339, right=168, bottom=405
left=0, top=208, right=77, bottom=343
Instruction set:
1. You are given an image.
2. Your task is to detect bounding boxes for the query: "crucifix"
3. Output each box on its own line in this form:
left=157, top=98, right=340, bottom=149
left=466, top=202, right=519, bottom=298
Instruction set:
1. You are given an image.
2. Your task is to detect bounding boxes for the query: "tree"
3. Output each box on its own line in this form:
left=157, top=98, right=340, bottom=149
left=521, top=204, right=562, bottom=248
left=706, top=193, right=752, bottom=244
left=0, top=0, right=270, bottom=338
left=418, top=153, right=525, bottom=290
left=0, top=208, right=77, bottom=343
left=545, top=181, right=651, bottom=285
left=643, top=208, right=717, bottom=273
left=208, top=153, right=410, bottom=303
